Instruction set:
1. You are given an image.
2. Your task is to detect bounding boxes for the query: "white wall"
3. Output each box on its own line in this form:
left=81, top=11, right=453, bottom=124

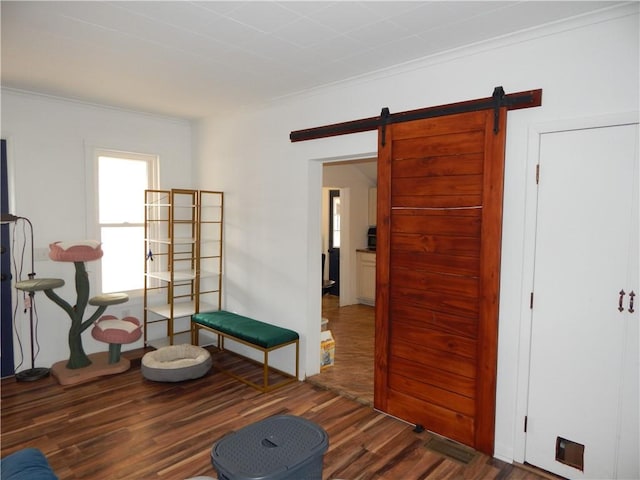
left=1, top=90, right=193, bottom=369
left=193, top=4, right=639, bottom=462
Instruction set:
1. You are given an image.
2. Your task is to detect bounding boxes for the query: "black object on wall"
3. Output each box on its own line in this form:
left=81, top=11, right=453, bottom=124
left=328, top=189, right=340, bottom=296
left=328, top=248, right=339, bottom=296
left=1, top=139, right=15, bottom=378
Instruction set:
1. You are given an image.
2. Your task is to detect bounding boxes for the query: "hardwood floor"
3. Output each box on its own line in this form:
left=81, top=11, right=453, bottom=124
left=307, top=295, right=375, bottom=405
left=1, top=305, right=560, bottom=479
left=2, top=362, right=555, bottom=480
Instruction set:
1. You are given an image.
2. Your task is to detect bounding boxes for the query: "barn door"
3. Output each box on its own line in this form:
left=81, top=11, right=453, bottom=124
left=374, top=108, right=506, bottom=454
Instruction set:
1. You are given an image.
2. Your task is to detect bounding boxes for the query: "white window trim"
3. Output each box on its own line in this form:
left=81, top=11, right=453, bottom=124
left=85, top=145, right=159, bottom=297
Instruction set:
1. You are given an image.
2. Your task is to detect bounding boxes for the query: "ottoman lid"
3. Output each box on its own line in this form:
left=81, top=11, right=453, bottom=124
left=212, top=415, right=328, bottom=480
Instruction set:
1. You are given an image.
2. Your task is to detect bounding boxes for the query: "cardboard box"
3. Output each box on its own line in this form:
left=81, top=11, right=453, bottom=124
left=320, top=330, right=335, bottom=370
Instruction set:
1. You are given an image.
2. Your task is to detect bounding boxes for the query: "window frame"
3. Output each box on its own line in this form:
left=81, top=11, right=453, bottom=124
left=329, top=189, right=340, bottom=249
left=89, top=147, right=159, bottom=296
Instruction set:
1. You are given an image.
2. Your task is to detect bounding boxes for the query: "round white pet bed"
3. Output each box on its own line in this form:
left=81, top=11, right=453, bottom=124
left=142, top=344, right=212, bottom=382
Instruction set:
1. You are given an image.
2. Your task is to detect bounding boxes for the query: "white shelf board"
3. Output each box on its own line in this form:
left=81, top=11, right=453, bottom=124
left=146, top=271, right=195, bottom=282
left=146, top=301, right=217, bottom=319
left=200, top=271, right=221, bottom=280
left=145, top=237, right=195, bottom=245
left=146, top=331, right=192, bottom=349
left=146, top=271, right=220, bottom=282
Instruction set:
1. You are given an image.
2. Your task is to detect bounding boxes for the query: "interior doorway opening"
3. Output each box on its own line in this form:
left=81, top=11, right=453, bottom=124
left=310, top=156, right=377, bottom=404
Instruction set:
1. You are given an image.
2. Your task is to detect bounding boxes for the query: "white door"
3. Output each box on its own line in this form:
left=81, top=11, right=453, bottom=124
left=525, top=122, right=639, bottom=479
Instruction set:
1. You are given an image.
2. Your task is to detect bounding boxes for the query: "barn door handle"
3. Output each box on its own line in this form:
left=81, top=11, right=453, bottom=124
left=618, top=290, right=626, bottom=312
left=629, top=291, right=635, bottom=313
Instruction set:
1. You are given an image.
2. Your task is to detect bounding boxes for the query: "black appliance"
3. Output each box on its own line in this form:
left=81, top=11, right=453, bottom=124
left=367, top=226, right=376, bottom=250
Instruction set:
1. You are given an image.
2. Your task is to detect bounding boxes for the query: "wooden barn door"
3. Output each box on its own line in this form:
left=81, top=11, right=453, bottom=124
left=374, top=108, right=506, bottom=455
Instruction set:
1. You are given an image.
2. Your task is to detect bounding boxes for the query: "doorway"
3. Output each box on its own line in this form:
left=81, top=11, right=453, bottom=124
left=312, top=158, right=377, bottom=403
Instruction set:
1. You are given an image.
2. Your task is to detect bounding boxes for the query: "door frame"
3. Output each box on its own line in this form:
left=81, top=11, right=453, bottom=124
left=306, top=152, right=374, bottom=377
left=512, top=111, right=640, bottom=463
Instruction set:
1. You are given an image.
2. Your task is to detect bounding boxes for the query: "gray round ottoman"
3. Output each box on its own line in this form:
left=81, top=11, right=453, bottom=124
left=142, top=344, right=212, bottom=382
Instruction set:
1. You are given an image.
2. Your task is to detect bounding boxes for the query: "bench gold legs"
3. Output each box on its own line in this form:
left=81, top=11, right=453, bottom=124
left=191, top=323, right=299, bottom=393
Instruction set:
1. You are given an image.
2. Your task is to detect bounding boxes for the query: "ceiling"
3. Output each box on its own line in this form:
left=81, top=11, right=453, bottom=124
left=1, top=1, right=623, bottom=119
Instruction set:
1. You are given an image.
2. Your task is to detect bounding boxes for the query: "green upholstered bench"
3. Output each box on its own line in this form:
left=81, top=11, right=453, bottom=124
left=191, top=310, right=299, bottom=392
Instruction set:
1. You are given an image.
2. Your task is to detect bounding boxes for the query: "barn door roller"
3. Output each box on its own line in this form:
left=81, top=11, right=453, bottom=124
left=492, top=86, right=506, bottom=134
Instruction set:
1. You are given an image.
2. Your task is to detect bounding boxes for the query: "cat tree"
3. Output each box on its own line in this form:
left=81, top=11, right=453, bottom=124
left=16, top=241, right=141, bottom=385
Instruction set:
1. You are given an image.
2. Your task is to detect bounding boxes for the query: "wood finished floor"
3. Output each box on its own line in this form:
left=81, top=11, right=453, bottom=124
left=1, top=366, right=555, bottom=480
left=307, top=295, right=375, bottom=405
left=1, top=299, right=561, bottom=479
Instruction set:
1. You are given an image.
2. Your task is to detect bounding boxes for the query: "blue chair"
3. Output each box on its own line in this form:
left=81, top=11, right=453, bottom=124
left=1, top=448, right=58, bottom=479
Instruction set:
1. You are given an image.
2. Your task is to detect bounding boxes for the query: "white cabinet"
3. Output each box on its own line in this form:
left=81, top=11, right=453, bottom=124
left=356, top=250, right=376, bottom=306
left=368, top=187, right=377, bottom=226
left=143, top=189, right=223, bottom=347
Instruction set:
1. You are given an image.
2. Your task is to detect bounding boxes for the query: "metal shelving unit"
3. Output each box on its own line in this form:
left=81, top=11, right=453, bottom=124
left=143, top=189, right=223, bottom=347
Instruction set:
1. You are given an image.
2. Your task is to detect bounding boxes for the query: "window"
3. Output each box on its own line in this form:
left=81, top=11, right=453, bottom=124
left=329, top=189, right=340, bottom=249
left=96, top=150, right=158, bottom=293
